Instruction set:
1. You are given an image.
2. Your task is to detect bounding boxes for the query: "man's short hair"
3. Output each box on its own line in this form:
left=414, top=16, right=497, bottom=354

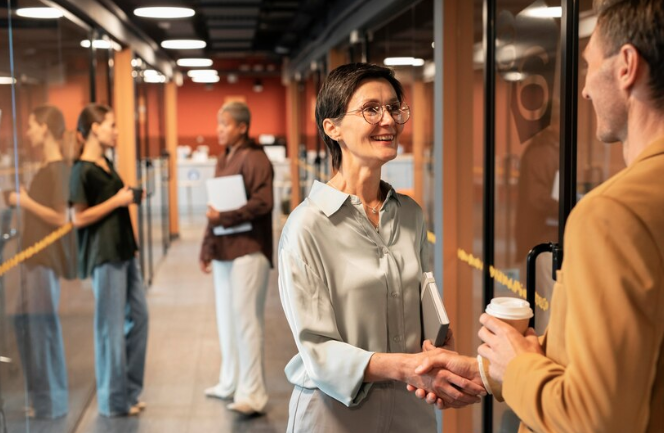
left=594, top=0, right=664, bottom=108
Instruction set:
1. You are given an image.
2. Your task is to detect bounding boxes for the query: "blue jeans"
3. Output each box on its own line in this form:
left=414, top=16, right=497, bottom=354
left=13, top=265, right=68, bottom=419
left=92, top=258, right=149, bottom=416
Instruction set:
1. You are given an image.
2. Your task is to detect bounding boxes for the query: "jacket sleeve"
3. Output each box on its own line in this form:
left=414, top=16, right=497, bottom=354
left=503, top=196, right=664, bottom=433
left=214, top=151, right=273, bottom=228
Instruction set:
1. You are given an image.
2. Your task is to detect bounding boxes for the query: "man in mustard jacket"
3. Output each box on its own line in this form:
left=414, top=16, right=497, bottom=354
left=475, top=0, right=664, bottom=432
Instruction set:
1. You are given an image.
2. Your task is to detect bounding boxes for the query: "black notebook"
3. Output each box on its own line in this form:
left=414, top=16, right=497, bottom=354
left=421, top=272, right=450, bottom=347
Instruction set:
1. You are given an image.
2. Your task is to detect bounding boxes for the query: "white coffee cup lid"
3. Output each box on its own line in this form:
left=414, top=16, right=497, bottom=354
left=486, top=297, right=534, bottom=320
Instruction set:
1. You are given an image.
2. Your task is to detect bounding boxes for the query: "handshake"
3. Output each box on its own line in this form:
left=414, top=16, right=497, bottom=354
left=403, top=333, right=486, bottom=410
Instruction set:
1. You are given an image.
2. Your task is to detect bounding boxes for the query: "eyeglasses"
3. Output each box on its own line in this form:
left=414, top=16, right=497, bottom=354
left=344, top=103, right=411, bottom=125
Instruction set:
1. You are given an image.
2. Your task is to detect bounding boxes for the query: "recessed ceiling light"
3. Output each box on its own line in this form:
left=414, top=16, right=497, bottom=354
left=177, top=58, right=213, bottom=67
left=134, top=7, right=195, bottom=19
left=0, top=77, right=16, bottom=85
left=80, top=39, right=113, bottom=49
left=144, top=70, right=166, bottom=83
left=16, top=7, right=64, bottom=19
left=524, top=6, right=562, bottom=18
left=191, top=75, right=220, bottom=84
left=186, top=69, right=218, bottom=78
left=161, top=39, right=206, bottom=50
left=383, top=57, right=425, bottom=67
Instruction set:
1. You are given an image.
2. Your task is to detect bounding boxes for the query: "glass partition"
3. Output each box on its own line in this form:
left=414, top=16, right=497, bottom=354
left=0, top=2, right=112, bottom=431
left=135, top=59, right=168, bottom=285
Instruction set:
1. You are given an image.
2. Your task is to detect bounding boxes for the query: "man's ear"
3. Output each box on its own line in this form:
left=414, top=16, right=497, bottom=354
left=322, top=118, right=341, bottom=142
left=617, top=44, right=640, bottom=91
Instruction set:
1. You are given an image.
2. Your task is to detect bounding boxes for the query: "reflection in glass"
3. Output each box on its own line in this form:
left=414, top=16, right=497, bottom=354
left=12, top=105, right=75, bottom=420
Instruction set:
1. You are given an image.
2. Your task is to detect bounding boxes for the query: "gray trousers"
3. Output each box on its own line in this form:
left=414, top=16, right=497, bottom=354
left=287, top=381, right=437, bottom=433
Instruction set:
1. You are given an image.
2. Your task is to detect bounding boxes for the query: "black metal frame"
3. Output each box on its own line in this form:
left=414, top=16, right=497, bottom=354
left=481, top=0, right=496, bottom=430
left=559, top=0, right=579, bottom=246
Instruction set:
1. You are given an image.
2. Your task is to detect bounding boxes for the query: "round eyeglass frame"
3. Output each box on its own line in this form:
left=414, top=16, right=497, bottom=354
left=344, top=103, right=411, bottom=125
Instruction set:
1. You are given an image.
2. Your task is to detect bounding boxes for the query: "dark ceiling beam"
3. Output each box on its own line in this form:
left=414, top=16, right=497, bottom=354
left=285, top=0, right=416, bottom=79
left=47, top=0, right=175, bottom=77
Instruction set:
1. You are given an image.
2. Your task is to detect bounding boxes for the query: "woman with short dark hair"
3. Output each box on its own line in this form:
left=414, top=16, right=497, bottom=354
left=278, top=63, right=485, bottom=432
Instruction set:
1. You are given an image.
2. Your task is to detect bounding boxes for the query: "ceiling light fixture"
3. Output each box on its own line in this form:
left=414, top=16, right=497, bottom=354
left=383, top=57, right=425, bottom=67
left=80, top=39, right=113, bottom=49
left=177, top=58, right=213, bottom=68
left=161, top=39, right=206, bottom=50
left=134, top=7, right=195, bottom=19
left=0, top=77, right=16, bottom=85
left=524, top=6, right=562, bottom=18
left=16, top=7, right=64, bottom=19
left=191, top=75, right=220, bottom=84
left=186, top=69, right=218, bottom=78
left=253, top=79, right=264, bottom=93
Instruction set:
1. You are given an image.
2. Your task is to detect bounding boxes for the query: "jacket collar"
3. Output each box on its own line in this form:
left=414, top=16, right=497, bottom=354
left=632, top=136, right=664, bottom=165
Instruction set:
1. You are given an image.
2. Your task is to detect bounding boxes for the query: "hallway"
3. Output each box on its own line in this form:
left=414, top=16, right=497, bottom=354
left=73, top=217, right=295, bottom=433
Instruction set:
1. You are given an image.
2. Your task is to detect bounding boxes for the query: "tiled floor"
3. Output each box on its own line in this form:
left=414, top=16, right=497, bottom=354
left=73, top=217, right=296, bottom=433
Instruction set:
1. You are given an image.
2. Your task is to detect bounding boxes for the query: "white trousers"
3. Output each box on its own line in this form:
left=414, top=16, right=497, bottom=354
left=212, top=252, right=270, bottom=411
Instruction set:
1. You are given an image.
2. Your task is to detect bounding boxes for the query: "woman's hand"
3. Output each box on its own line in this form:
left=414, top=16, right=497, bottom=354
left=200, top=259, right=212, bottom=274
left=206, top=204, right=220, bottom=223
left=403, top=349, right=485, bottom=409
left=113, top=186, right=134, bottom=207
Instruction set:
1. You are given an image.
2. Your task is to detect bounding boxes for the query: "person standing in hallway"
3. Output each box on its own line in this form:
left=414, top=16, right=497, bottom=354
left=471, top=0, right=664, bottom=431
left=278, top=63, right=485, bottom=433
left=9, top=105, right=75, bottom=419
left=69, top=104, right=149, bottom=417
left=199, top=101, right=274, bottom=415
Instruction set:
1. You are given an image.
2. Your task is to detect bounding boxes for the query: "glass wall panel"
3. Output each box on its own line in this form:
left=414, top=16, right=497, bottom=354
left=492, top=0, right=562, bottom=430
left=135, top=60, right=168, bottom=285
left=0, top=1, right=99, bottom=432
left=366, top=0, right=435, bottom=269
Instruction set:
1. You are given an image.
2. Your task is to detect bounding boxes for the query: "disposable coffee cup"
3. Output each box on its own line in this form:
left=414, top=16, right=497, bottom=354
left=485, top=297, right=534, bottom=335
left=480, top=297, right=534, bottom=401
left=131, top=187, right=144, bottom=205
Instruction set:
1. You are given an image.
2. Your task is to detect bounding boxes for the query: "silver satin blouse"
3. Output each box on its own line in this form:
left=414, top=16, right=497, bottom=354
left=278, top=180, right=430, bottom=407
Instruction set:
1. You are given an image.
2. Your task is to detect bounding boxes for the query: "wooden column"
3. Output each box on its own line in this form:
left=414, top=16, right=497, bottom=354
left=412, top=81, right=427, bottom=207
left=165, top=81, right=180, bottom=238
left=442, top=0, right=476, bottom=431
left=327, top=48, right=346, bottom=71
left=286, top=80, right=301, bottom=209
left=113, top=48, right=139, bottom=237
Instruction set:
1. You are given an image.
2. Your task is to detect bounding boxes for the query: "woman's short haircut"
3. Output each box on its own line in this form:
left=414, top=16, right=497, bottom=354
left=315, top=63, right=404, bottom=170
left=219, top=101, right=251, bottom=135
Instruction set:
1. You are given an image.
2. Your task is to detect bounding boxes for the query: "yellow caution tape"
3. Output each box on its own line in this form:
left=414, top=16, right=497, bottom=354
left=0, top=223, right=73, bottom=277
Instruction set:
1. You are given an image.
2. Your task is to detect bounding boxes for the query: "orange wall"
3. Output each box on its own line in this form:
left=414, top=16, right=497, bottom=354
left=177, top=76, right=286, bottom=155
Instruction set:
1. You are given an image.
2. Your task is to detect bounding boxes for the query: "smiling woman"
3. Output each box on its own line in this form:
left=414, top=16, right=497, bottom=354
left=277, top=63, right=487, bottom=433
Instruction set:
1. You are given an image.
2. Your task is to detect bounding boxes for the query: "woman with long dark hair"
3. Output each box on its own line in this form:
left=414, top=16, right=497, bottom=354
left=69, top=103, right=148, bottom=417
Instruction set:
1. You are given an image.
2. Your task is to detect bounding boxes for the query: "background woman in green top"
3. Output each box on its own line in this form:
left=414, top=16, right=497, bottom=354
left=69, top=104, right=148, bottom=417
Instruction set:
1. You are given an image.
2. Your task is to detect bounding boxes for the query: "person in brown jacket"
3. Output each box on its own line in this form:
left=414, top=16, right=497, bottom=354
left=199, top=101, right=274, bottom=416
left=474, top=0, right=664, bottom=431
left=410, top=1, right=664, bottom=431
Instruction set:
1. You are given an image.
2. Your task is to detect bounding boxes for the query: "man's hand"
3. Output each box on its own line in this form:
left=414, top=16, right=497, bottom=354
left=406, top=345, right=486, bottom=409
left=477, top=313, right=543, bottom=383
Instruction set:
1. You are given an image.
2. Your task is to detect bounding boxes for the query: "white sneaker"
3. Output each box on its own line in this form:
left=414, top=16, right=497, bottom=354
left=226, top=401, right=263, bottom=416
left=204, top=384, right=233, bottom=400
